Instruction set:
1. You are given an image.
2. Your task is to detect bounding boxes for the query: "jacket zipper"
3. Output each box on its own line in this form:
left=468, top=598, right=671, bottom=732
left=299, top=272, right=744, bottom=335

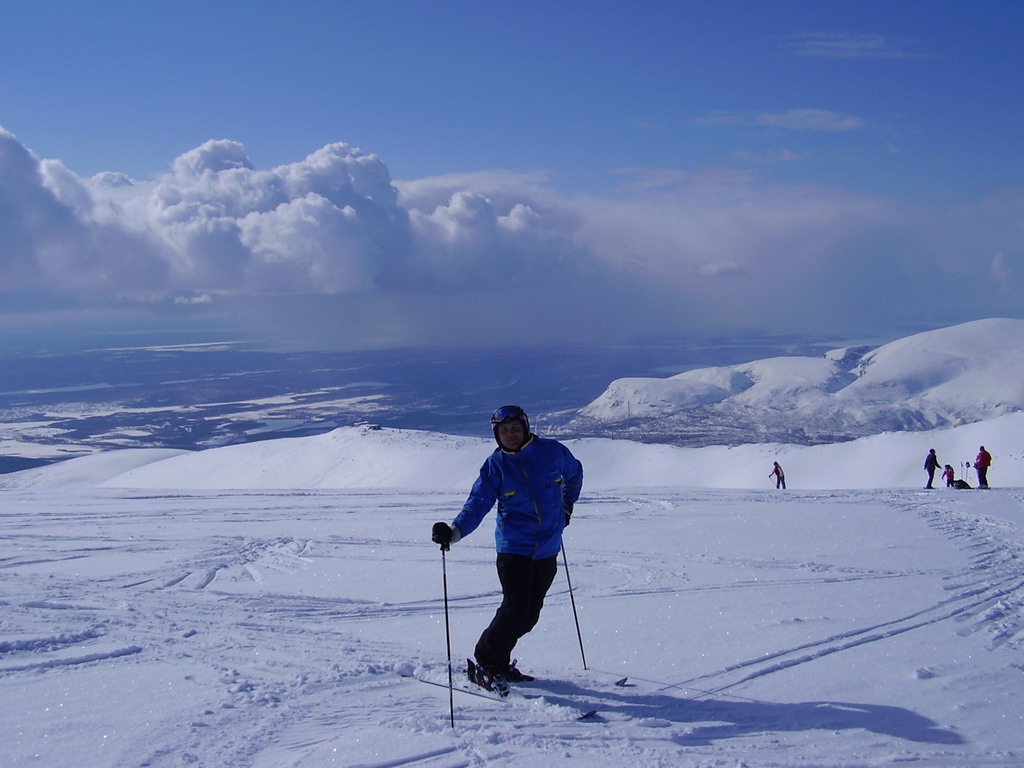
left=518, top=464, right=542, bottom=557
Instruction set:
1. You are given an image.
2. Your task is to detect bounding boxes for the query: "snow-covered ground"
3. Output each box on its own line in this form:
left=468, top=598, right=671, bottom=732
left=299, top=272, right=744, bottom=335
left=2, top=419, right=1022, bottom=767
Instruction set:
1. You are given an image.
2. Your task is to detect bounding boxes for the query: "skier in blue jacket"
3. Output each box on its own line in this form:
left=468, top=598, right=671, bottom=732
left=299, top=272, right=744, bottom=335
left=432, top=405, right=583, bottom=693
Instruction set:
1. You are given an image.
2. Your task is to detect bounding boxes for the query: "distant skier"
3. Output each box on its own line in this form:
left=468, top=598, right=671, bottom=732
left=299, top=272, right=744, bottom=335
left=923, top=449, right=940, bottom=489
left=974, top=446, right=992, bottom=489
left=431, top=405, right=583, bottom=694
left=941, top=464, right=955, bottom=488
left=769, top=461, right=786, bottom=489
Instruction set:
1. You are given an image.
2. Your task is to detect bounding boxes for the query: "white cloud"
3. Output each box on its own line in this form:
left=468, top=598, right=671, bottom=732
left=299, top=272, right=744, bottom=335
left=756, top=109, right=867, bottom=132
left=239, top=193, right=378, bottom=293
left=697, top=261, right=745, bottom=277
left=1, top=127, right=1022, bottom=347
left=174, top=293, right=213, bottom=305
left=991, top=251, right=1017, bottom=292
left=731, top=148, right=810, bottom=164
left=172, top=139, right=256, bottom=176
left=789, top=33, right=928, bottom=60
left=0, top=128, right=168, bottom=297
left=696, top=109, right=867, bottom=132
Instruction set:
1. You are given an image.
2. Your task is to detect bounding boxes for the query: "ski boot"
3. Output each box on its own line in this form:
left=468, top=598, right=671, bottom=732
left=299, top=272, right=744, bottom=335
left=504, top=659, right=534, bottom=683
left=467, top=658, right=510, bottom=697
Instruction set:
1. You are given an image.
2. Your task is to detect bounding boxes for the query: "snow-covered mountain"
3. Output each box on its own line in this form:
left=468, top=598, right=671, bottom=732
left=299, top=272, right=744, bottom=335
left=4, top=409, right=1021, bottom=492
left=550, top=318, right=1024, bottom=446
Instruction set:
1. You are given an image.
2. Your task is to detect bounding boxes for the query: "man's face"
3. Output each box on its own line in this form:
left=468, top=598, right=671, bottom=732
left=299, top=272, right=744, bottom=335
left=497, top=420, right=525, bottom=451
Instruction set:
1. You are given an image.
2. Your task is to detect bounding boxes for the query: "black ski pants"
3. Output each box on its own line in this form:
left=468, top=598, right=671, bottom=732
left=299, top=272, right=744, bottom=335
left=474, top=552, right=558, bottom=671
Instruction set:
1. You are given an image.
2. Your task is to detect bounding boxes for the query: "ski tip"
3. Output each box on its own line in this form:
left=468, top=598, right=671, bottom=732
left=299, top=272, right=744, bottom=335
left=614, top=676, right=629, bottom=687
left=578, top=709, right=599, bottom=720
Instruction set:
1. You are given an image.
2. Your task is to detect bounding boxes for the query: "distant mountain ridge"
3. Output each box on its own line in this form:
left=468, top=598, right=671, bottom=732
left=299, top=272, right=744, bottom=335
left=546, top=318, right=1024, bottom=446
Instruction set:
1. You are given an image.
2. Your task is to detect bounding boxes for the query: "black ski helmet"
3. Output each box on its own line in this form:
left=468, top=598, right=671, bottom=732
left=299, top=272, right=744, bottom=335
left=491, top=405, right=529, bottom=446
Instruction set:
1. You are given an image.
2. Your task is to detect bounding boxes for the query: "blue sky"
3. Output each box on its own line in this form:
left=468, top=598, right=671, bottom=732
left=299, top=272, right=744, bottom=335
left=1, top=0, right=1023, bottom=351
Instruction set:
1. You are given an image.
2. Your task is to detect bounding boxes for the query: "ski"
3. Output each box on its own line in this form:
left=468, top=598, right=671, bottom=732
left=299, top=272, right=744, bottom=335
left=401, top=669, right=504, bottom=702
left=400, top=669, right=598, bottom=721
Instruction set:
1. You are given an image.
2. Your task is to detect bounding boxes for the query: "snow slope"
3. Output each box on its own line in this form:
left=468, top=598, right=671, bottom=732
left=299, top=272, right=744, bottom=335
left=558, top=318, right=1024, bottom=446
left=1, top=419, right=1022, bottom=767
left=4, top=412, right=1021, bottom=492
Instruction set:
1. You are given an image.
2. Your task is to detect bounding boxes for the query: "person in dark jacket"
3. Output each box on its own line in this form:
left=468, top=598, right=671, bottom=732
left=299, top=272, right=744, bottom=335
left=431, top=405, right=583, bottom=692
left=769, top=461, right=786, bottom=489
left=923, top=449, right=940, bottom=489
left=974, top=446, right=992, bottom=488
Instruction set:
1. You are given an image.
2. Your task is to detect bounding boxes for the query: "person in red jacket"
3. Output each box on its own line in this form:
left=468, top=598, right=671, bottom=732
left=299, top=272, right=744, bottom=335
left=974, top=446, right=992, bottom=489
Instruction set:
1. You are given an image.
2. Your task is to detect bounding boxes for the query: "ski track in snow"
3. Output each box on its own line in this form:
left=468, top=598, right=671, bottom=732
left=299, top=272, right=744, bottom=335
left=1, top=488, right=1022, bottom=766
left=903, top=490, right=1024, bottom=652
left=649, top=489, right=1024, bottom=700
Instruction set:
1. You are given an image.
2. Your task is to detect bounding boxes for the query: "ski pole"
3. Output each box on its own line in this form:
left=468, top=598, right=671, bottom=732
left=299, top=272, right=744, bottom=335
left=440, top=543, right=455, bottom=728
left=561, top=542, right=588, bottom=670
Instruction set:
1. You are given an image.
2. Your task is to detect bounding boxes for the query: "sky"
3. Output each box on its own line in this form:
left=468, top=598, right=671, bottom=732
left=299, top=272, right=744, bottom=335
left=2, top=0, right=1023, bottom=351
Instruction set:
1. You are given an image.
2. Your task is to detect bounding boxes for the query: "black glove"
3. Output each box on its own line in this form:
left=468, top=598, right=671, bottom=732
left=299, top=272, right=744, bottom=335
left=563, top=502, right=574, bottom=527
left=432, top=521, right=454, bottom=549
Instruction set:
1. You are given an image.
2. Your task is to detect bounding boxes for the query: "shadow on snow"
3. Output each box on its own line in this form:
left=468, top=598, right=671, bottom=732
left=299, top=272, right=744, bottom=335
left=521, top=679, right=964, bottom=747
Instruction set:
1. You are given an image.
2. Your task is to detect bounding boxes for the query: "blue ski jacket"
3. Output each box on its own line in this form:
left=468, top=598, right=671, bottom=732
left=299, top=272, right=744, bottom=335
left=452, top=435, right=583, bottom=560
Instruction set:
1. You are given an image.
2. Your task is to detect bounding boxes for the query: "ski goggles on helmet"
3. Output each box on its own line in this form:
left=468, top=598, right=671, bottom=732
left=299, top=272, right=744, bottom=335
left=491, top=405, right=527, bottom=425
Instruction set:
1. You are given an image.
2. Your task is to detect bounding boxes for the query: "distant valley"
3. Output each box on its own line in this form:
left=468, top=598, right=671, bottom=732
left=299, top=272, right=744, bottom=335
left=0, top=335, right=832, bottom=471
